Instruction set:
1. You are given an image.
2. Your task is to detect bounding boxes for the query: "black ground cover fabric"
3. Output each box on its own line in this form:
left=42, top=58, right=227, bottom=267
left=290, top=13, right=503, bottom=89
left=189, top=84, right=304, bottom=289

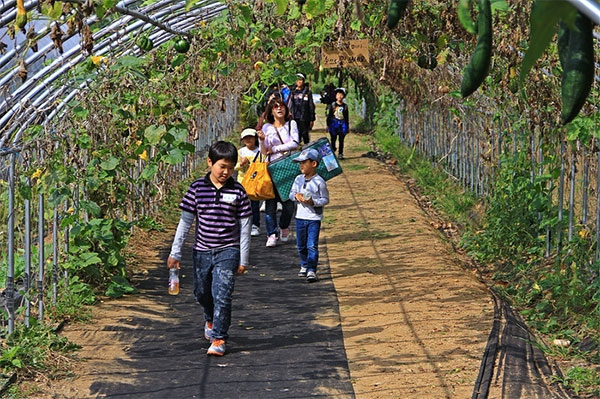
left=87, top=215, right=355, bottom=398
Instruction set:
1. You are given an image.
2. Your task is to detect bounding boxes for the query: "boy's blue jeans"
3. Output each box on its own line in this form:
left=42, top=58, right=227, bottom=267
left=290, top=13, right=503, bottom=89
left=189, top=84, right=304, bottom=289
left=192, top=247, right=239, bottom=341
left=295, top=219, right=321, bottom=272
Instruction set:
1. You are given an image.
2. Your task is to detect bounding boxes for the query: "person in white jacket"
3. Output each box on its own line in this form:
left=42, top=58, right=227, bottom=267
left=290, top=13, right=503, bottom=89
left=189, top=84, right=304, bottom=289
left=289, top=148, right=330, bottom=282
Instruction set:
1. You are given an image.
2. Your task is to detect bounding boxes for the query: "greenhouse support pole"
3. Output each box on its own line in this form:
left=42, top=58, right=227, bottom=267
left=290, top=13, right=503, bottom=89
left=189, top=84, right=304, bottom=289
left=7, top=152, right=16, bottom=334
left=64, top=199, right=69, bottom=287
left=476, top=120, right=481, bottom=196
left=582, top=147, right=589, bottom=226
left=38, top=193, right=44, bottom=321
left=24, top=177, right=31, bottom=328
left=568, top=149, right=576, bottom=242
left=558, top=139, right=566, bottom=250
left=596, top=151, right=600, bottom=261
left=530, top=132, right=536, bottom=184
left=52, top=207, right=58, bottom=305
left=566, top=0, right=600, bottom=25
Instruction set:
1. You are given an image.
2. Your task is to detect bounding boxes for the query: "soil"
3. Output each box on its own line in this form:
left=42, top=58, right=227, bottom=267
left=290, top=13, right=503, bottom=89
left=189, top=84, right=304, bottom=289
left=26, top=122, right=496, bottom=398
left=320, top=131, right=494, bottom=398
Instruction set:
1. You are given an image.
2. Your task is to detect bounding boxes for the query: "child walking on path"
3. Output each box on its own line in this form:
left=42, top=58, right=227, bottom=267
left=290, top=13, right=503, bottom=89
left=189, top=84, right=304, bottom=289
left=236, top=128, right=262, bottom=236
left=167, top=141, right=252, bottom=356
left=289, top=148, right=330, bottom=282
left=326, top=87, right=349, bottom=160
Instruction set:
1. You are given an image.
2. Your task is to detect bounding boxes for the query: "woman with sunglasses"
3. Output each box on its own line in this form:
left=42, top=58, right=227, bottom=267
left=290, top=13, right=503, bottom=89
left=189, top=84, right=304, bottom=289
left=257, top=98, right=300, bottom=247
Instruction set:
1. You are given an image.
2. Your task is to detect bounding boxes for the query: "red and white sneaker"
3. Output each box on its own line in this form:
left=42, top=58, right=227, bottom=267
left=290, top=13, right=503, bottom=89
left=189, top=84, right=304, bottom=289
left=207, top=339, right=226, bottom=356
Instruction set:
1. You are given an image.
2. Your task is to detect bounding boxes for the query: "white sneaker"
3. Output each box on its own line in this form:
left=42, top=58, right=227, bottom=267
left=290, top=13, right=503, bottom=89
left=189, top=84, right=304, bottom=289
left=306, top=271, right=318, bottom=282
left=260, top=202, right=266, bottom=212
left=279, top=228, right=290, bottom=242
left=277, top=202, right=283, bottom=211
left=251, top=225, right=260, bottom=236
left=298, top=267, right=307, bottom=277
left=266, top=234, right=278, bottom=247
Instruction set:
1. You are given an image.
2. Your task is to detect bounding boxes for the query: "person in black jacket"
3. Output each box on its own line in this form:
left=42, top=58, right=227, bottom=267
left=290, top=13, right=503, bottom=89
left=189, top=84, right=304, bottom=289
left=287, top=73, right=316, bottom=145
left=326, top=87, right=349, bottom=160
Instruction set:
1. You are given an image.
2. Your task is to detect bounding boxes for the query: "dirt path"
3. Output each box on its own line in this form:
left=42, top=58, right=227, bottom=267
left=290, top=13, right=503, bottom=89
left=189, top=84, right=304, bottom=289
left=319, top=130, right=494, bottom=398
left=31, top=125, right=496, bottom=398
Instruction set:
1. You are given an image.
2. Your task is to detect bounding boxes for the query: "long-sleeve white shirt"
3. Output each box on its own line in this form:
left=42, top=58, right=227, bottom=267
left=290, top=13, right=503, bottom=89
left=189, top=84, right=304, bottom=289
left=289, top=174, right=329, bottom=221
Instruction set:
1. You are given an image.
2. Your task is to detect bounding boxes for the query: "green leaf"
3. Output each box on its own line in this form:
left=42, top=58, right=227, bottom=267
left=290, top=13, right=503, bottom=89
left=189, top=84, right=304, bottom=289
left=73, top=105, right=89, bottom=119
left=103, top=0, right=118, bottom=8
left=295, top=27, right=312, bottom=46
left=270, top=28, right=285, bottom=40
left=350, top=19, right=361, bottom=31
left=96, top=5, right=106, bottom=19
left=490, top=0, right=509, bottom=12
left=305, top=0, right=331, bottom=17
left=48, top=2, right=64, bottom=20
left=239, top=4, right=253, bottom=22
left=81, top=200, right=101, bottom=217
left=141, top=164, right=158, bottom=180
left=99, top=156, right=119, bottom=171
left=171, top=54, right=185, bottom=68
left=81, top=252, right=102, bottom=266
left=274, top=0, right=287, bottom=15
left=519, top=0, right=576, bottom=83
left=179, top=142, right=195, bottom=153
left=185, top=0, right=198, bottom=12
left=164, top=148, right=185, bottom=165
left=114, top=56, right=146, bottom=68
left=168, top=126, right=188, bottom=144
left=144, top=124, right=167, bottom=145
left=105, top=276, right=137, bottom=298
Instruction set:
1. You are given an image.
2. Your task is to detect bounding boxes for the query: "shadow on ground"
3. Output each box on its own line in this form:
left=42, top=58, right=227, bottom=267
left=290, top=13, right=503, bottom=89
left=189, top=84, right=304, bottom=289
left=83, top=214, right=355, bottom=399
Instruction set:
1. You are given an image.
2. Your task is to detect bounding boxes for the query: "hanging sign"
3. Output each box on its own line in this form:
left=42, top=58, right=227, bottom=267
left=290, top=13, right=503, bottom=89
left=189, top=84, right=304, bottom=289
left=321, top=39, right=370, bottom=69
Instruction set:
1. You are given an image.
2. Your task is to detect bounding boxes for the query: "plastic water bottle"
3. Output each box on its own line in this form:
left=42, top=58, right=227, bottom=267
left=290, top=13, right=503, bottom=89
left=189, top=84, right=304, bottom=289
left=304, top=191, right=312, bottom=201
left=168, top=268, right=179, bottom=295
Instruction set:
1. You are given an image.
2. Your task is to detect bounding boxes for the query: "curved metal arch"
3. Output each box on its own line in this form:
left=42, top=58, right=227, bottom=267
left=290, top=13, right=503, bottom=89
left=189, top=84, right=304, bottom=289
left=4, top=8, right=222, bottom=148
left=0, top=0, right=227, bottom=149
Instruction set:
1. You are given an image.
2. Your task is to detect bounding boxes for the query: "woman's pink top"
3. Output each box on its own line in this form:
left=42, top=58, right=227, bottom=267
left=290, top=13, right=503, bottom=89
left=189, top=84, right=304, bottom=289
left=260, top=120, right=300, bottom=162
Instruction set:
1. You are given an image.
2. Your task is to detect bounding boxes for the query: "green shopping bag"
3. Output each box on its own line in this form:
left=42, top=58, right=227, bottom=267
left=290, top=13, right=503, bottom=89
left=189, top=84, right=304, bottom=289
left=267, top=137, right=343, bottom=200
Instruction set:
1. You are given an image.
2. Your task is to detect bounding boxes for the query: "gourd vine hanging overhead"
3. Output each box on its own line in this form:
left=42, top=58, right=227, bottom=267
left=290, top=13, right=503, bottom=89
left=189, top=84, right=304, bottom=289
left=387, top=0, right=410, bottom=29
left=457, top=0, right=477, bottom=34
left=460, top=0, right=492, bottom=97
left=559, top=11, right=594, bottom=125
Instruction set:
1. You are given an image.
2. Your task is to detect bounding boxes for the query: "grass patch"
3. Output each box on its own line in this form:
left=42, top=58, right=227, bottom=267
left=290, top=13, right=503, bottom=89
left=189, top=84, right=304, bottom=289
left=373, top=127, right=478, bottom=228
left=552, top=366, right=600, bottom=397
left=343, top=164, right=368, bottom=171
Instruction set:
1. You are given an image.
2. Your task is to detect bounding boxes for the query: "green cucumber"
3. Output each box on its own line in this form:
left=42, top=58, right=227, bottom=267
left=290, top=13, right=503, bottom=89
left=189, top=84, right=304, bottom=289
left=560, top=12, right=594, bottom=125
left=460, top=0, right=492, bottom=97
left=557, top=21, right=569, bottom=67
left=387, top=0, right=410, bottom=29
left=457, top=0, right=477, bottom=34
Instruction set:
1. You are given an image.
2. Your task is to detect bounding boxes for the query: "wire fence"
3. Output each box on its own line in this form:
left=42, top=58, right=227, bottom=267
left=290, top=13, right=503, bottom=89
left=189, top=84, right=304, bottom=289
left=393, top=99, right=600, bottom=270
left=0, top=96, right=237, bottom=334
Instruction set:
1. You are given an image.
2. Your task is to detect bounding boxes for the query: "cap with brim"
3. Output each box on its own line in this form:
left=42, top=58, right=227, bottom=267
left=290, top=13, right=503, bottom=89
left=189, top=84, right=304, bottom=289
left=296, top=73, right=306, bottom=80
left=293, top=148, right=321, bottom=163
left=241, top=128, right=257, bottom=139
left=335, top=87, right=346, bottom=96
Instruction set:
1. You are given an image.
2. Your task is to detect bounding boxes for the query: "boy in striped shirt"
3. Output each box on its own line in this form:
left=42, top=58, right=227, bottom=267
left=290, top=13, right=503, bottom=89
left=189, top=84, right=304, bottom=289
left=167, top=141, right=253, bottom=356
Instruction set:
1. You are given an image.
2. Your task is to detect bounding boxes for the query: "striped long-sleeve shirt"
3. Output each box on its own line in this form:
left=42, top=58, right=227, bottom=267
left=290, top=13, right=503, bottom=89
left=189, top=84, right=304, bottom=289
left=179, top=173, right=252, bottom=251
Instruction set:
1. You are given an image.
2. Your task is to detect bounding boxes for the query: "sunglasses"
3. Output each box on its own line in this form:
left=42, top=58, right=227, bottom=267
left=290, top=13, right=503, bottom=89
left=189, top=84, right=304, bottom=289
left=273, top=104, right=285, bottom=109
